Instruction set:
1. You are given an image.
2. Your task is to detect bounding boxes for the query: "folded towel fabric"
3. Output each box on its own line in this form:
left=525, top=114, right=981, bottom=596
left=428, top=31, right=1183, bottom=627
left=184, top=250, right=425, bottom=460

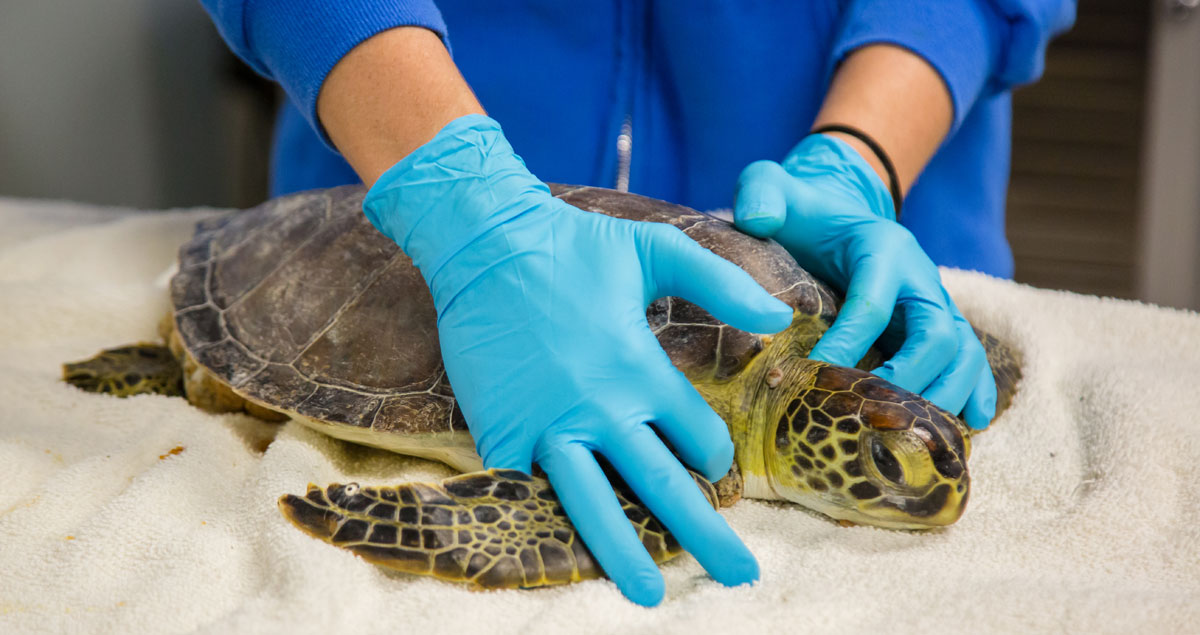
left=0, top=198, right=1197, bottom=634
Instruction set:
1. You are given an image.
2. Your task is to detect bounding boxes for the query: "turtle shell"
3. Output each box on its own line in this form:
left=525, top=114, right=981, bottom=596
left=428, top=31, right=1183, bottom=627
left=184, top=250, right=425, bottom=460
left=555, top=185, right=839, bottom=379
left=169, top=184, right=839, bottom=460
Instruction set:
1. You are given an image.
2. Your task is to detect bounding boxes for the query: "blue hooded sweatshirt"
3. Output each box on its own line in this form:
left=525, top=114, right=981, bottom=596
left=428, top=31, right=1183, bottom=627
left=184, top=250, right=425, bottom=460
left=200, top=0, right=1075, bottom=277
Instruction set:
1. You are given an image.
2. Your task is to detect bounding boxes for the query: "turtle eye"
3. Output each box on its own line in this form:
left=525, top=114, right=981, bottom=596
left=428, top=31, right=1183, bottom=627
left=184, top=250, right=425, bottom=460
left=870, top=438, right=905, bottom=485
left=342, top=483, right=359, bottom=496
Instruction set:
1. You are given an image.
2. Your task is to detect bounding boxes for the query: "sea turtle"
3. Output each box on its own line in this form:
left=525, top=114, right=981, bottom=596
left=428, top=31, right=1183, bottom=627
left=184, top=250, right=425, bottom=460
left=63, top=184, right=1020, bottom=590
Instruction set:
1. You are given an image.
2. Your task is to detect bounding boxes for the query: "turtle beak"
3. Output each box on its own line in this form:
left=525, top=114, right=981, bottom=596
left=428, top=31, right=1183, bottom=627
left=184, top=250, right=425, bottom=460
left=869, top=478, right=969, bottom=527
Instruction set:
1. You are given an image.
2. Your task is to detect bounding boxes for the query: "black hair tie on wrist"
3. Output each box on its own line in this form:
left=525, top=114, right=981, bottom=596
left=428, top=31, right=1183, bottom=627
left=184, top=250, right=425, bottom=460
left=810, top=124, right=903, bottom=219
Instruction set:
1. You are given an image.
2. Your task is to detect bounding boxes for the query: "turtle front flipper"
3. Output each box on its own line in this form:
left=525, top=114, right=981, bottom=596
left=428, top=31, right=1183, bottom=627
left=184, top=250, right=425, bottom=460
left=974, top=328, right=1023, bottom=419
left=279, top=468, right=718, bottom=590
left=62, top=344, right=183, bottom=397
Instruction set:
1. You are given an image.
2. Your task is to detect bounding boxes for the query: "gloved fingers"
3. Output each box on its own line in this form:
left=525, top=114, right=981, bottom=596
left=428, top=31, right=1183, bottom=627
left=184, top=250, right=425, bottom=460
left=650, top=368, right=736, bottom=482
left=732, top=160, right=790, bottom=238
left=809, top=256, right=899, bottom=368
left=477, top=435, right=535, bottom=475
left=537, top=440, right=666, bottom=606
left=639, top=222, right=793, bottom=334
left=960, top=363, right=999, bottom=431
left=949, top=301, right=999, bottom=430
left=918, top=313, right=993, bottom=419
left=602, top=423, right=759, bottom=588
left=870, top=286, right=959, bottom=396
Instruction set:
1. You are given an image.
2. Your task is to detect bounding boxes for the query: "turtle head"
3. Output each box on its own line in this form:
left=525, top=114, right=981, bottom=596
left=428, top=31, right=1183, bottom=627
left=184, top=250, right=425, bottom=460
left=762, top=362, right=971, bottom=529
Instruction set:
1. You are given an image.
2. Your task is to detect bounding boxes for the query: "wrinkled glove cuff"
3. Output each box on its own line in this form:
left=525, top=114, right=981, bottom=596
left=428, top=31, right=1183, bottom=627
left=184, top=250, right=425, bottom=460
left=782, top=133, right=897, bottom=222
left=362, top=114, right=551, bottom=281
left=809, top=124, right=902, bottom=219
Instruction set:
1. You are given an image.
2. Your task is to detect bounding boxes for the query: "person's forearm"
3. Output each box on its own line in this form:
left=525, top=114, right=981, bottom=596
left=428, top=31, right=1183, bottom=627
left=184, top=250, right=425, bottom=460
left=317, top=26, right=486, bottom=186
left=812, top=44, right=952, bottom=196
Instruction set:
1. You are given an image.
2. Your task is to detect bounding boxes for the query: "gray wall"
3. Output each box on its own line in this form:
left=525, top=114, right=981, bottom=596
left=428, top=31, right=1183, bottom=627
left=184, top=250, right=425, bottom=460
left=0, top=0, right=272, bottom=209
left=1138, top=0, right=1200, bottom=311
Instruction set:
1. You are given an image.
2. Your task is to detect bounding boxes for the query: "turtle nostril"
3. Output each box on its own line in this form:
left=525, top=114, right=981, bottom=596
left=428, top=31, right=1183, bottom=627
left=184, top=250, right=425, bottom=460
left=870, top=438, right=904, bottom=485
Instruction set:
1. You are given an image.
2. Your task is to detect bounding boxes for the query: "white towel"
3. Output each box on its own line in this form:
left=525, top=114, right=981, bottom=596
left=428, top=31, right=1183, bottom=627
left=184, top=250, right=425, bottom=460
left=1, top=197, right=1197, bottom=634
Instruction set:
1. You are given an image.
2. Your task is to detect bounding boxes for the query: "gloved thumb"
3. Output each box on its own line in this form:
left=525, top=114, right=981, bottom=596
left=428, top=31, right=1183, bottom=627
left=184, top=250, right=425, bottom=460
left=639, top=223, right=793, bottom=335
left=476, top=427, right=535, bottom=474
left=733, top=160, right=790, bottom=239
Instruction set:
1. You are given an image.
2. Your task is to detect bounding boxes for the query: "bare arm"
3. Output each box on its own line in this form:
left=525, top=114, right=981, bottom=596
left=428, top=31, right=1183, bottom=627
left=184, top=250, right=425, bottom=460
left=813, top=44, right=953, bottom=195
left=316, top=27, right=485, bottom=186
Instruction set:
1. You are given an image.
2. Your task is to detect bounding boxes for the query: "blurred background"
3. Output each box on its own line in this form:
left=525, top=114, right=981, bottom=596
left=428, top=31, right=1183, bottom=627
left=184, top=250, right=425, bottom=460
left=1, top=1, right=1197, bottom=310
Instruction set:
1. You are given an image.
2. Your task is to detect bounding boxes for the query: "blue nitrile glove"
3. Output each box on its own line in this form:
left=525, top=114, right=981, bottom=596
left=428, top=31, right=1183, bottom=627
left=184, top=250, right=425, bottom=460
left=733, top=133, right=996, bottom=430
left=364, top=115, right=794, bottom=606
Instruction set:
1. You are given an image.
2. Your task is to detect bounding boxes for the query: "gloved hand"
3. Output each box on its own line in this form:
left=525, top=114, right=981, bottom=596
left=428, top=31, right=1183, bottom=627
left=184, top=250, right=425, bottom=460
left=364, top=115, right=794, bottom=605
left=733, top=133, right=996, bottom=430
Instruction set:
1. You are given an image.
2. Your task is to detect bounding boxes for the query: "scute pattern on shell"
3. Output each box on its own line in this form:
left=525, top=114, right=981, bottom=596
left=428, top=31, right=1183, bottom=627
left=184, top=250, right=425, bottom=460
left=554, top=185, right=838, bottom=380
left=767, top=363, right=971, bottom=527
left=172, top=184, right=841, bottom=436
left=173, top=187, right=465, bottom=435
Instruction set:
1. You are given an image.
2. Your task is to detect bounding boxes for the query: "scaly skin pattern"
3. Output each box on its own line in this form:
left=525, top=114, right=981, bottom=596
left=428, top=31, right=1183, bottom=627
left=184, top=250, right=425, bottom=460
left=70, top=313, right=1008, bottom=587
left=696, top=311, right=973, bottom=530
left=62, top=344, right=183, bottom=398
left=278, top=469, right=719, bottom=590
left=66, top=310, right=1013, bottom=587
left=762, top=362, right=970, bottom=528
left=275, top=310, right=985, bottom=590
